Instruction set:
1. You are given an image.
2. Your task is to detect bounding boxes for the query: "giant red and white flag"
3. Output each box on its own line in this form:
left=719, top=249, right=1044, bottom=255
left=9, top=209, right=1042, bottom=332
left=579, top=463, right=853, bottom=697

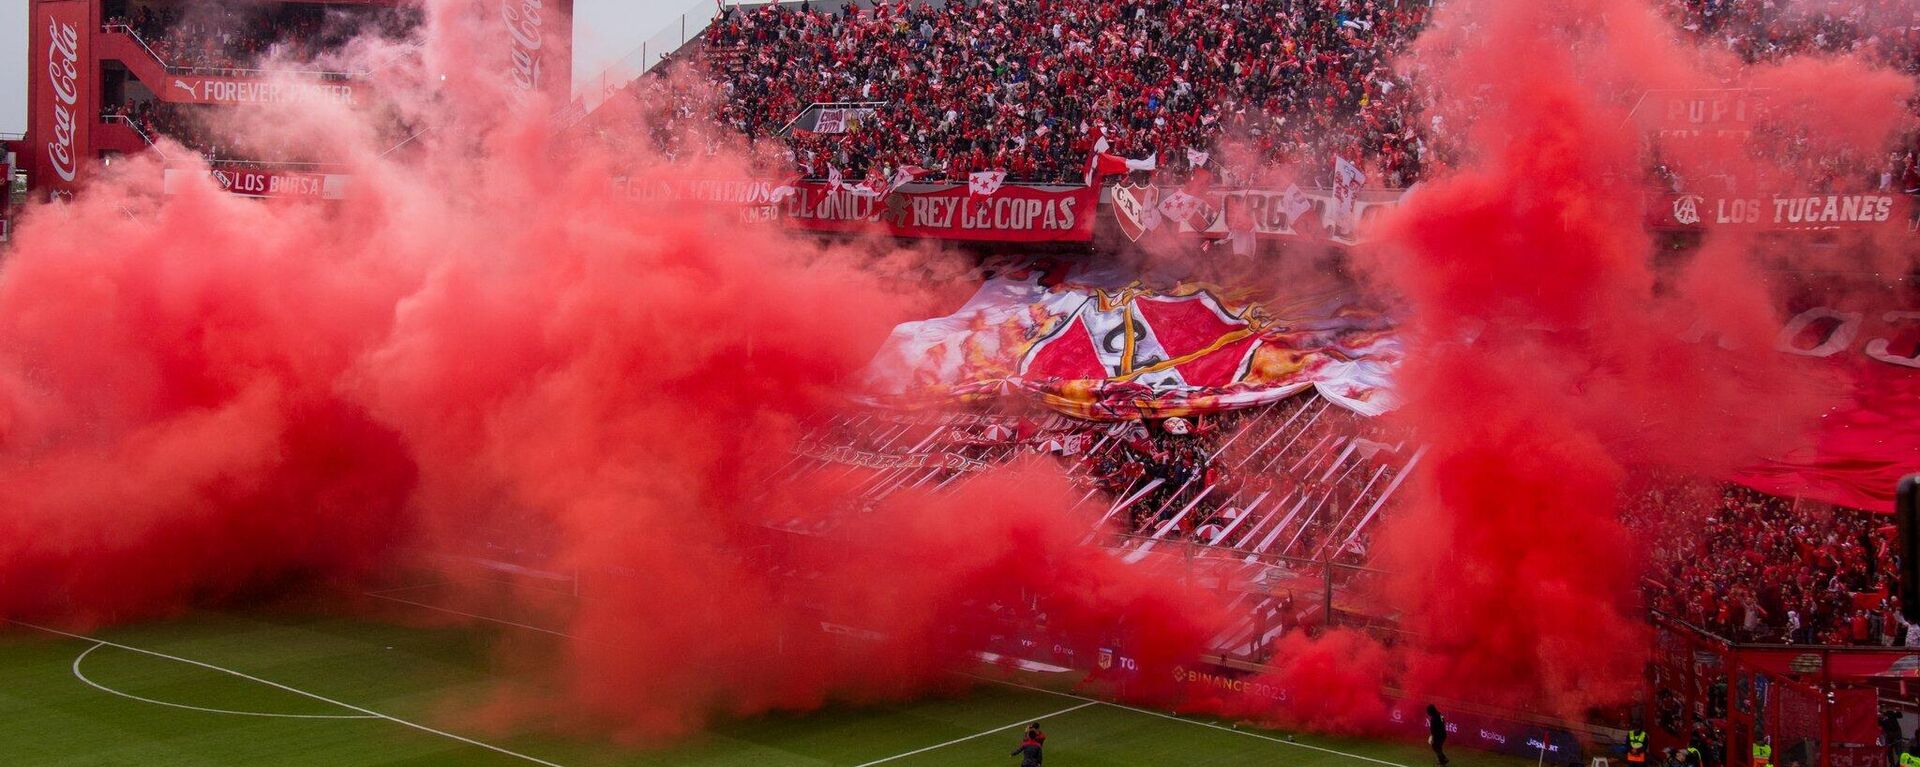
left=969, top=170, right=1008, bottom=197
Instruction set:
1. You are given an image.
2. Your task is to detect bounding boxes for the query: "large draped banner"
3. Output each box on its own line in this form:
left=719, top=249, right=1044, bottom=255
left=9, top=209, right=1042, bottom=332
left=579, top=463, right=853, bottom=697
left=1733, top=306, right=1920, bottom=511
left=1112, top=184, right=1405, bottom=244
left=858, top=261, right=1400, bottom=419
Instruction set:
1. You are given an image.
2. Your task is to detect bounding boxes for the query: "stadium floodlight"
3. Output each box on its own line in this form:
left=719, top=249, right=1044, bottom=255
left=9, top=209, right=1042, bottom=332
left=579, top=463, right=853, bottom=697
left=1900, top=476, right=1920, bottom=623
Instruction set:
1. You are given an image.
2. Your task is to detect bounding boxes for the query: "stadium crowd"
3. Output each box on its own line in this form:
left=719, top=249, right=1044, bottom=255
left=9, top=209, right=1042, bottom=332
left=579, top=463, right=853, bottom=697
left=101, top=1, right=411, bottom=75
left=90, top=0, right=1920, bottom=185
left=662, top=0, right=1920, bottom=189
left=1634, top=483, right=1907, bottom=647
left=697, top=0, right=1434, bottom=187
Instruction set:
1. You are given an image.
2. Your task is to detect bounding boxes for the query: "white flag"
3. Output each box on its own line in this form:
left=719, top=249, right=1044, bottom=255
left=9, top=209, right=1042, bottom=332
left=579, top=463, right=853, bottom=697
left=1333, top=156, right=1365, bottom=191
left=1280, top=184, right=1314, bottom=222
left=1158, top=190, right=1202, bottom=226
left=827, top=165, right=844, bottom=192
left=969, top=170, right=1008, bottom=197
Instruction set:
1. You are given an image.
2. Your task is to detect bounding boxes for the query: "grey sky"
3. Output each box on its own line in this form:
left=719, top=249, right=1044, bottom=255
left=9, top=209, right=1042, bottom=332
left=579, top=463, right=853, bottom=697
left=0, top=2, right=697, bottom=136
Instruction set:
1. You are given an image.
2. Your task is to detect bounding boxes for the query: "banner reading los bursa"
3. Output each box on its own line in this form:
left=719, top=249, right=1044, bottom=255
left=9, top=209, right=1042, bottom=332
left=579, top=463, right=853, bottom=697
left=163, top=166, right=350, bottom=200
left=30, top=0, right=93, bottom=199
left=781, top=182, right=1098, bottom=242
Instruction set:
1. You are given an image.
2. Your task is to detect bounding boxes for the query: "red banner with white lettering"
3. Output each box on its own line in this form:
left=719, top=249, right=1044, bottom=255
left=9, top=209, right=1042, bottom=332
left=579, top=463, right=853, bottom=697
left=779, top=183, right=1097, bottom=242
left=159, top=75, right=361, bottom=107
left=164, top=167, right=350, bottom=200
left=1651, top=192, right=1911, bottom=231
left=1733, top=306, right=1920, bottom=511
left=29, top=0, right=93, bottom=198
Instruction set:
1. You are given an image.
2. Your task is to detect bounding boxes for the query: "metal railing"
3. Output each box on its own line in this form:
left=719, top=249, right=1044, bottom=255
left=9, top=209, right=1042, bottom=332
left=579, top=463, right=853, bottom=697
left=573, top=0, right=726, bottom=114
left=101, top=24, right=368, bottom=80
left=101, top=115, right=354, bottom=170
left=101, top=115, right=166, bottom=157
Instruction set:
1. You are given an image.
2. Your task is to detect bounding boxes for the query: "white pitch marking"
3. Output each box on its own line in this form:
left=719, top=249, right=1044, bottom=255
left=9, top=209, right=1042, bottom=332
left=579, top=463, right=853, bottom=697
left=850, top=701, right=1098, bottom=767
left=963, top=673, right=1413, bottom=767
left=14, top=622, right=571, bottom=767
left=71, top=643, right=377, bottom=720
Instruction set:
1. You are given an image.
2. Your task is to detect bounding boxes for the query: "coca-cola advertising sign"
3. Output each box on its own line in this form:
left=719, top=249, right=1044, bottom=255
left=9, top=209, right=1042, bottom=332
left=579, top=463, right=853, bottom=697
left=501, top=0, right=572, bottom=102
left=32, top=0, right=92, bottom=196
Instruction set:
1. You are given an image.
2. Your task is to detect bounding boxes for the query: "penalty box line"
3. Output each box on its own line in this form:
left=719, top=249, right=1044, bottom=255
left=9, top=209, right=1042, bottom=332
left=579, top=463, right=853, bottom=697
left=851, top=700, right=1098, bottom=767
left=12, top=621, right=572, bottom=767
left=962, top=672, right=1413, bottom=767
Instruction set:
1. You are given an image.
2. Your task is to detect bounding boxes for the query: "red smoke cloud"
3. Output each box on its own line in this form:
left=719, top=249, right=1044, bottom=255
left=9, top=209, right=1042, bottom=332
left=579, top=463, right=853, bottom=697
left=0, top=0, right=1229, bottom=740
left=3, top=0, right=1913, bottom=744
left=1356, top=0, right=1914, bottom=717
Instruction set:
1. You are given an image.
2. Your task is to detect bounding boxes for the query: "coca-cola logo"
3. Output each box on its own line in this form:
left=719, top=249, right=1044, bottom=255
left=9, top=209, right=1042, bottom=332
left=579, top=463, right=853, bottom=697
left=46, top=16, right=81, bottom=182
left=502, top=0, right=544, bottom=99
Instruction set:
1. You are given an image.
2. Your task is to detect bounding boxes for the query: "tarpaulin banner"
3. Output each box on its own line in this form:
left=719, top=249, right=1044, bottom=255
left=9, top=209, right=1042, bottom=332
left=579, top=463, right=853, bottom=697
left=858, top=260, right=1399, bottom=419
left=30, top=0, right=93, bottom=198
left=1733, top=305, right=1920, bottom=511
left=1652, top=192, right=1911, bottom=232
left=781, top=182, right=1097, bottom=242
left=163, top=167, right=350, bottom=200
left=159, top=75, right=360, bottom=106
left=1630, top=88, right=1769, bottom=143
left=1113, top=184, right=1406, bottom=245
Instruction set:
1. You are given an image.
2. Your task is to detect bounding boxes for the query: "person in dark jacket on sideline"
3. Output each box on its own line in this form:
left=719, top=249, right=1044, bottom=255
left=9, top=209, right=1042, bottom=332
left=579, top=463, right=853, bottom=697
left=1011, top=735, right=1043, bottom=767
left=1428, top=704, right=1450, bottom=766
left=1026, top=722, right=1047, bottom=746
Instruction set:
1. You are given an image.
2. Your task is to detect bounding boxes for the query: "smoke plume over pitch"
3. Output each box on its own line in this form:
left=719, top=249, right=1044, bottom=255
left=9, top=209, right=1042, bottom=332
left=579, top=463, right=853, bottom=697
left=1, top=0, right=1914, bottom=742
left=0, top=0, right=1226, bottom=738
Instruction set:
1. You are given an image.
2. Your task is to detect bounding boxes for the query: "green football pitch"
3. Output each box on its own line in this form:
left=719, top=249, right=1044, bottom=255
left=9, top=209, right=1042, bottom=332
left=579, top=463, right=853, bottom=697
left=0, top=590, right=1541, bottom=767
